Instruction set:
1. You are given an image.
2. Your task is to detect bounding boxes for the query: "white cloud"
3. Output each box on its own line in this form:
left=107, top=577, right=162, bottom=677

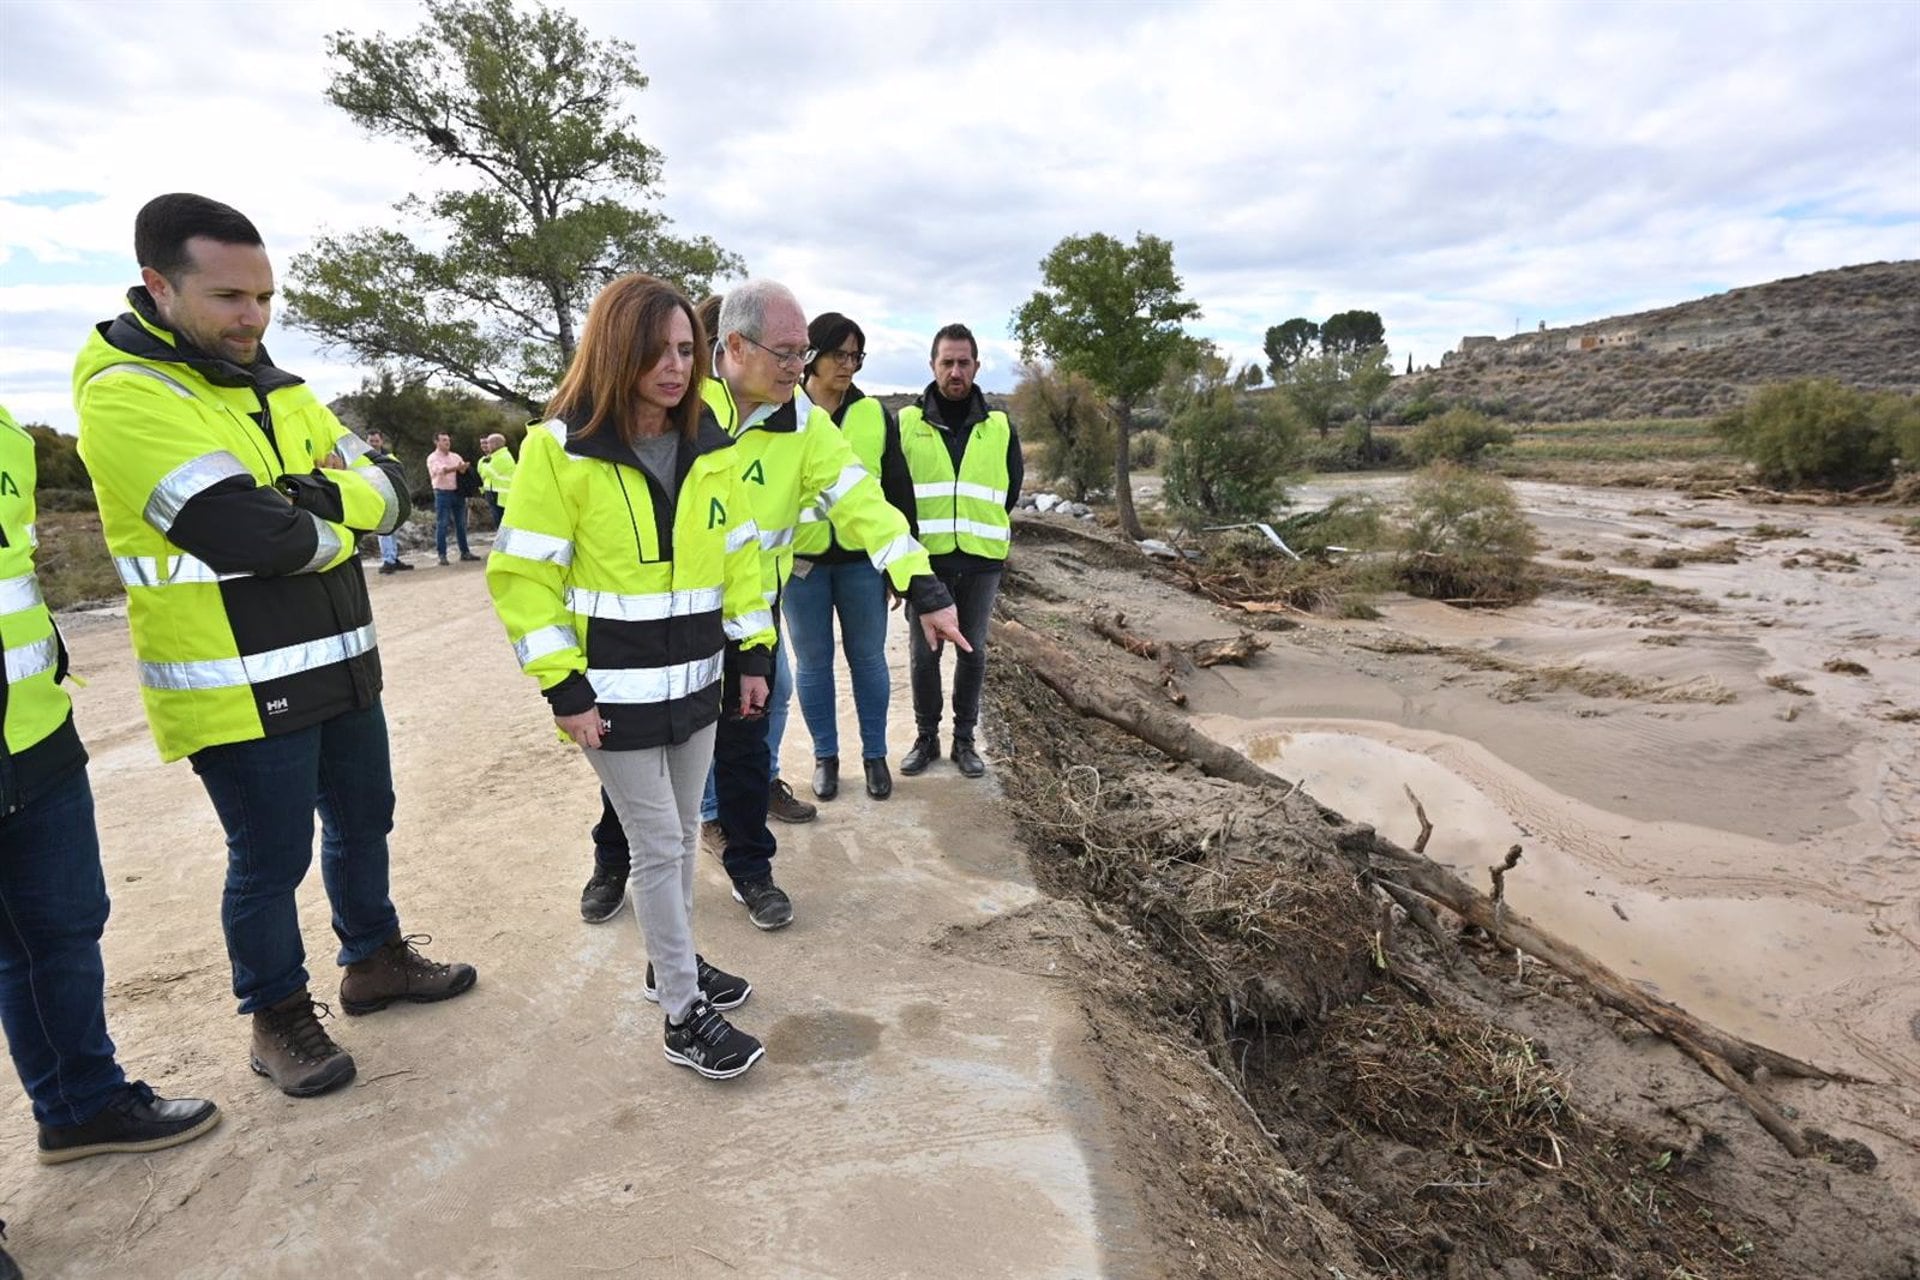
left=1, top=0, right=1915, bottom=431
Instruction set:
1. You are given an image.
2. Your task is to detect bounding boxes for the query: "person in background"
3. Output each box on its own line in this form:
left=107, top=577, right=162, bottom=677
left=0, top=402, right=221, bottom=1197
left=489, top=274, right=773, bottom=1080
left=426, top=432, right=478, bottom=564
left=73, top=192, right=476, bottom=1100
left=896, top=323, right=1022, bottom=779
left=477, top=433, right=515, bottom=526
left=784, top=313, right=909, bottom=802
left=366, top=430, right=413, bottom=574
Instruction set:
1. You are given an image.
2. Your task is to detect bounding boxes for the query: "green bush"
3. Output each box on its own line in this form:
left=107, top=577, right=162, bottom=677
left=1128, top=428, right=1166, bottom=469
left=1302, top=424, right=1405, bottom=472
left=1405, top=408, right=1514, bottom=466
left=1713, top=379, right=1918, bottom=489
left=1009, top=364, right=1113, bottom=502
left=25, top=424, right=91, bottom=490
left=1163, top=388, right=1298, bottom=521
left=1395, top=464, right=1538, bottom=602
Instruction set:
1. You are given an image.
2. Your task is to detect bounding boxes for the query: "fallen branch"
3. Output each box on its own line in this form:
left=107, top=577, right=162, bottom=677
left=993, top=614, right=1860, bottom=1158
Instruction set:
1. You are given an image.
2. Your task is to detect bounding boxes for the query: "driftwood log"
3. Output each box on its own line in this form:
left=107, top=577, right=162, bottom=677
left=995, top=616, right=1857, bottom=1158
left=1085, top=609, right=1268, bottom=707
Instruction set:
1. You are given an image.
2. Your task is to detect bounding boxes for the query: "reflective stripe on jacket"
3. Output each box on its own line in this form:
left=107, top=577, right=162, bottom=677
left=486, top=417, right=775, bottom=751
left=700, top=378, right=932, bottom=601
left=898, top=407, right=1014, bottom=559
left=72, top=292, right=409, bottom=762
left=0, top=403, right=86, bottom=812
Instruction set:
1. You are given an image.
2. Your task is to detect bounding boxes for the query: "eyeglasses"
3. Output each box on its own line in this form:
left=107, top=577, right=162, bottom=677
left=742, top=335, right=815, bottom=369
left=823, top=349, right=866, bottom=369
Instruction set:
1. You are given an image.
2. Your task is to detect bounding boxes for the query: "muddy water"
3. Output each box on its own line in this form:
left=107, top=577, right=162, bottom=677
left=1204, top=479, right=1920, bottom=1107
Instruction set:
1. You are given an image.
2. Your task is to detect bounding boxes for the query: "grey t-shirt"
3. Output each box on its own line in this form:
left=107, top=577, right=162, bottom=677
left=633, top=432, right=681, bottom=505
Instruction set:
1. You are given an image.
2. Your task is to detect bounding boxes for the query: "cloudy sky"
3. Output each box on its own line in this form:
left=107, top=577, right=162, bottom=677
left=3, top=0, right=1916, bottom=431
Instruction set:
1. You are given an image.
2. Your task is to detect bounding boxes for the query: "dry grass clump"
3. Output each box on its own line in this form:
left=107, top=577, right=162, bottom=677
left=1765, top=674, right=1814, bottom=696
left=1750, top=523, right=1808, bottom=539
left=1359, top=636, right=1736, bottom=704
left=1557, top=547, right=1596, bottom=561
left=1886, top=708, right=1920, bottom=723
left=1673, top=516, right=1722, bottom=529
left=1823, top=658, right=1870, bottom=676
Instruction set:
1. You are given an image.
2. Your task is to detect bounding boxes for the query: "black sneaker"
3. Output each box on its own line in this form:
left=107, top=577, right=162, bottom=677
left=900, top=733, right=939, bottom=776
left=663, top=998, right=764, bottom=1080
left=379, top=562, right=399, bottom=575
left=393, top=559, right=415, bottom=571
left=644, top=954, right=751, bottom=1011
left=36, top=1082, right=221, bottom=1164
left=459, top=552, right=482, bottom=562
left=731, top=878, right=794, bottom=930
left=580, top=866, right=627, bottom=923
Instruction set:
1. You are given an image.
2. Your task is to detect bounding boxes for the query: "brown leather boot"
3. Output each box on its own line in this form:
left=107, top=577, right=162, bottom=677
left=251, top=990, right=356, bottom=1097
left=339, top=932, right=477, bottom=1015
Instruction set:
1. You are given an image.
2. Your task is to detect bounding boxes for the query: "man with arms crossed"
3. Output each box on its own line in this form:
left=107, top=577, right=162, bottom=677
left=74, top=194, right=477, bottom=1099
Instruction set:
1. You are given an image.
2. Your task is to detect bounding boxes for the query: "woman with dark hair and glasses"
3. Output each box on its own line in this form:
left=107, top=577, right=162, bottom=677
left=488, top=274, right=775, bottom=1081
left=783, top=313, right=914, bottom=801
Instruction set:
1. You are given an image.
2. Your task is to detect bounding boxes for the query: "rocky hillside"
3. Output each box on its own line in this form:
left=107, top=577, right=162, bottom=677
left=1391, top=260, right=1920, bottom=422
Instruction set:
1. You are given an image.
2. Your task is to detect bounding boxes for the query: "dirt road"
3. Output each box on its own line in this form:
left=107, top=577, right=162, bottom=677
left=1, top=556, right=1153, bottom=1279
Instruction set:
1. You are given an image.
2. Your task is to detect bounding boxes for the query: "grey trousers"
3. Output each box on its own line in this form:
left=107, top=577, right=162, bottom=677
left=584, top=722, right=716, bottom=1021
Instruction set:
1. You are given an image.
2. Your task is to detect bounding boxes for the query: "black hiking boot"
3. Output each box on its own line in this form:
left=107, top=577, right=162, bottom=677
left=900, top=733, right=939, bottom=776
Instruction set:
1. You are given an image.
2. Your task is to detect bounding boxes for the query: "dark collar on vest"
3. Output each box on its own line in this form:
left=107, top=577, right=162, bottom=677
left=100, top=287, right=305, bottom=394
left=559, top=405, right=735, bottom=470
left=917, top=382, right=989, bottom=431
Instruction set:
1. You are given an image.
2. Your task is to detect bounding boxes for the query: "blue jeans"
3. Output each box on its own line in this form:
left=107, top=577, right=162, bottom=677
left=0, top=766, right=126, bottom=1126
left=434, top=490, right=470, bottom=558
left=377, top=533, right=400, bottom=565
left=701, top=639, right=791, bottom=821
left=189, top=702, right=402, bottom=1014
left=783, top=559, right=890, bottom=760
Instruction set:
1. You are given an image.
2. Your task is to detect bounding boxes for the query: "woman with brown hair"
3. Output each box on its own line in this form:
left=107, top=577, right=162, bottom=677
left=488, top=274, right=776, bottom=1080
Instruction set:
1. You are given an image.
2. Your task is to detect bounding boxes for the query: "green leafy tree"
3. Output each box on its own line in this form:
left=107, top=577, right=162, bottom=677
left=1396, top=463, right=1539, bottom=602
left=1263, top=318, right=1319, bottom=378
left=1321, top=309, right=1385, bottom=356
left=1012, top=232, right=1201, bottom=539
left=1713, top=379, right=1917, bottom=489
left=1235, top=362, right=1265, bottom=389
left=1161, top=348, right=1298, bottom=520
left=285, top=0, right=740, bottom=413
left=1009, top=363, right=1113, bottom=502
left=24, top=424, right=91, bottom=491
left=1277, top=352, right=1346, bottom=438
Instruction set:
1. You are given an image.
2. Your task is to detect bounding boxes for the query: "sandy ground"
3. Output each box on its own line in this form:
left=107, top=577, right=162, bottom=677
left=0, top=552, right=1161, bottom=1279
left=1151, top=479, right=1920, bottom=1196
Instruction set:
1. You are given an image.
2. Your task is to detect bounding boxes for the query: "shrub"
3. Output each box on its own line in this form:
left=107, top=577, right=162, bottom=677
left=1128, top=429, right=1166, bottom=470
left=1395, top=464, right=1539, bottom=602
left=1713, top=379, right=1918, bottom=488
left=1009, top=363, right=1113, bottom=502
left=1163, top=386, right=1298, bottom=521
left=1405, top=407, right=1515, bottom=466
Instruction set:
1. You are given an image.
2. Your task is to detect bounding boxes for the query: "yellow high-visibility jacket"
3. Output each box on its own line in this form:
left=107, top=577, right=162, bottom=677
left=791, top=388, right=902, bottom=560
left=487, top=414, right=775, bottom=749
left=0, top=403, right=87, bottom=812
left=73, top=289, right=408, bottom=762
left=898, top=405, right=1014, bottom=560
left=478, top=447, right=516, bottom=499
left=700, top=378, right=933, bottom=606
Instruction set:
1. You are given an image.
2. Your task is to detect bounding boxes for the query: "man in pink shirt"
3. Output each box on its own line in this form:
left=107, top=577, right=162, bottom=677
left=426, top=432, right=478, bottom=564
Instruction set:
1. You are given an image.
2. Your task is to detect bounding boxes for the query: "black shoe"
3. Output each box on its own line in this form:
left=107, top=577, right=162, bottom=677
left=459, top=552, right=482, bottom=562
left=812, top=756, right=839, bottom=801
left=644, top=954, right=751, bottom=1011
left=379, top=562, right=399, bottom=575
left=0, top=1222, right=18, bottom=1280
left=864, top=757, right=893, bottom=799
left=580, top=866, right=627, bottom=924
left=438, top=555, right=450, bottom=565
left=900, top=733, right=939, bottom=776
left=951, top=737, right=986, bottom=778
left=393, top=559, right=415, bottom=571
left=37, top=1083, right=221, bottom=1164
left=731, top=878, right=794, bottom=930
left=769, top=777, right=817, bottom=823
left=663, top=998, right=764, bottom=1081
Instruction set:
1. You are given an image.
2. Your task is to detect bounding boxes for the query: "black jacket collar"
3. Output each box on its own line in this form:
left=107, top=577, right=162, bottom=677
left=559, top=406, right=733, bottom=469
left=917, top=382, right=989, bottom=430
left=100, top=287, right=305, bottom=394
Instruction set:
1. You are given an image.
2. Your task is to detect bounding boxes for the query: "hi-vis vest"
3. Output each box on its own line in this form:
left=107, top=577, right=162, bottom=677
left=486, top=417, right=775, bottom=750
left=897, top=407, right=1013, bottom=559
left=74, top=322, right=404, bottom=762
left=0, top=405, right=76, bottom=783
left=793, top=395, right=888, bottom=558
left=700, top=378, right=931, bottom=604
left=479, top=447, right=516, bottom=499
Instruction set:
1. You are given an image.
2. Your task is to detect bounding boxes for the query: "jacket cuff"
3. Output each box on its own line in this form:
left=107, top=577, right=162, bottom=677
left=905, top=574, right=954, bottom=614
left=730, top=640, right=774, bottom=680
left=543, top=672, right=597, bottom=717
